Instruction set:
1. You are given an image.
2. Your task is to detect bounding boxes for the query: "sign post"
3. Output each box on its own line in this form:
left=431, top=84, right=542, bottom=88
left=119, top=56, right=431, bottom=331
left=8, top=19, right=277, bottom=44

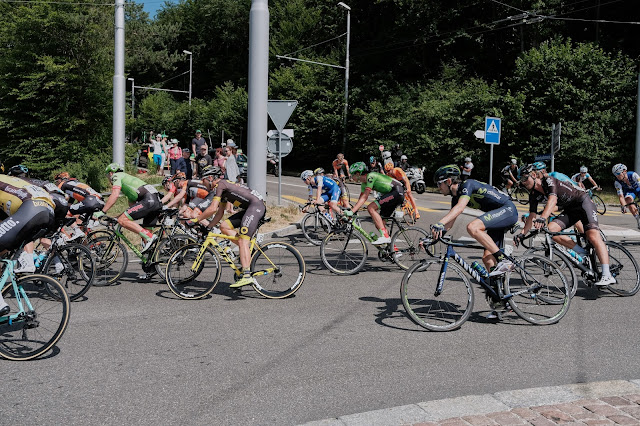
left=267, top=100, right=298, bottom=204
left=483, top=117, right=501, bottom=186
left=551, top=122, right=561, bottom=172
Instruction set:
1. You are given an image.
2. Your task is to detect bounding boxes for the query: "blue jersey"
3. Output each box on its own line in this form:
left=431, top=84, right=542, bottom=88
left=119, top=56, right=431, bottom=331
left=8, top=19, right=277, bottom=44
left=614, top=171, right=640, bottom=197
left=549, top=172, right=580, bottom=189
left=308, top=175, right=340, bottom=197
left=451, top=179, right=512, bottom=212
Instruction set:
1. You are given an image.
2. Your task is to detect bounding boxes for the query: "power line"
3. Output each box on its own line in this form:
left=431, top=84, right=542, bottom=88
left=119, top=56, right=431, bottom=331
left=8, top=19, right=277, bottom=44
left=0, top=0, right=115, bottom=5
left=280, top=33, right=346, bottom=58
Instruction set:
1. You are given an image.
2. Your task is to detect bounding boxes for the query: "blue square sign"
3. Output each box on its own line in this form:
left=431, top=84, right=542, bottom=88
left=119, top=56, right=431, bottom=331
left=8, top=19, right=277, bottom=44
left=484, top=117, right=501, bottom=144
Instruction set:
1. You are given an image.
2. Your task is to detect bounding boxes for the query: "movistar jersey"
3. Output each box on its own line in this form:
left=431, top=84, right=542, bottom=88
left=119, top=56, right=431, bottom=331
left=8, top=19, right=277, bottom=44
left=361, top=172, right=401, bottom=194
left=110, top=172, right=157, bottom=202
left=451, top=179, right=511, bottom=212
left=614, top=171, right=640, bottom=196
left=0, top=175, right=55, bottom=215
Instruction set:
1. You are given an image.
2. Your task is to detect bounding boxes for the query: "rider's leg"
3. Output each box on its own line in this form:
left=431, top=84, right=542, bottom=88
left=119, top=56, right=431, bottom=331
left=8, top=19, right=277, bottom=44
left=406, top=191, right=420, bottom=219
left=467, top=219, right=500, bottom=270
left=367, top=202, right=388, bottom=237
left=586, top=228, right=615, bottom=284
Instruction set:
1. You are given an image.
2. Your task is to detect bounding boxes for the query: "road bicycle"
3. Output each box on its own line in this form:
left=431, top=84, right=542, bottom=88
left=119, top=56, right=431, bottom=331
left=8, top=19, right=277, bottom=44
left=300, top=201, right=334, bottom=246
left=586, top=187, right=606, bottom=215
left=85, top=208, right=196, bottom=285
left=499, top=181, right=529, bottom=205
left=0, top=255, right=70, bottom=360
left=332, top=174, right=351, bottom=203
left=165, top=217, right=306, bottom=300
left=399, top=193, right=418, bottom=226
left=522, top=227, right=639, bottom=297
left=400, top=237, right=571, bottom=331
left=320, top=212, right=430, bottom=274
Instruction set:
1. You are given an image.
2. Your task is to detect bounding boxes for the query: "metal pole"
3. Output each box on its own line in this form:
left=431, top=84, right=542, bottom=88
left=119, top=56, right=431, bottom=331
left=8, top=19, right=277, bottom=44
left=247, top=0, right=269, bottom=197
left=489, top=144, right=493, bottom=186
left=112, top=0, right=126, bottom=166
left=635, top=73, right=640, bottom=173
left=551, top=123, right=555, bottom=173
left=338, top=3, right=351, bottom=154
left=128, top=77, right=134, bottom=144
left=183, top=50, right=193, bottom=105
left=277, top=133, right=282, bottom=205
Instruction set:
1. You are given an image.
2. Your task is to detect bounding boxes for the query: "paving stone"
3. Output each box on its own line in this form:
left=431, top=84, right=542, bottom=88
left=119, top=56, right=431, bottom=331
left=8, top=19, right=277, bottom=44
left=536, top=408, right=574, bottom=423
left=438, top=418, right=469, bottom=426
left=621, top=394, right=640, bottom=404
left=495, top=387, right=578, bottom=408
left=606, top=415, right=637, bottom=425
left=339, top=404, right=431, bottom=426
left=583, top=420, right=615, bottom=425
left=411, top=422, right=438, bottom=426
left=529, top=417, right=557, bottom=426
left=485, top=411, right=527, bottom=425
left=600, top=397, right=634, bottom=407
left=573, top=412, right=607, bottom=422
left=461, top=414, right=497, bottom=425
left=620, top=405, right=640, bottom=419
left=583, top=404, right=626, bottom=416
left=510, top=407, right=539, bottom=421
left=417, top=395, right=510, bottom=421
left=554, top=403, right=591, bottom=415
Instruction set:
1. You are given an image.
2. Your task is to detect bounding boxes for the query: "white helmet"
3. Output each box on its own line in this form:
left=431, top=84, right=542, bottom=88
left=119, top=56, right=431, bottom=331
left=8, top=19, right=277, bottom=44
left=510, top=159, right=518, bottom=165
left=464, top=157, right=471, bottom=162
left=612, top=163, right=627, bottom=176
left=580, top=166, right=588, bottom=173
left=300, top=170, right=313, bottom=181
left=400, top=155, right=407, bottom=160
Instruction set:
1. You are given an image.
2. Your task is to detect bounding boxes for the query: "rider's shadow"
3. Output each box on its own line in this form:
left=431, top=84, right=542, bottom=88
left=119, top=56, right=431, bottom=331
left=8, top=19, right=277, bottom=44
left=359, top=295, right=435, bottom=332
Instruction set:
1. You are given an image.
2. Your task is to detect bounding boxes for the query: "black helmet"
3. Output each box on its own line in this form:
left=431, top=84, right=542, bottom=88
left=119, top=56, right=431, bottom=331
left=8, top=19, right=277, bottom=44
left=517, top=164, right=534, bottom=179
left=433, top=164, right=461, bottom=184
left=201, top=165, right=223, bottom=179
left=7, top=164, right=28, bottom=177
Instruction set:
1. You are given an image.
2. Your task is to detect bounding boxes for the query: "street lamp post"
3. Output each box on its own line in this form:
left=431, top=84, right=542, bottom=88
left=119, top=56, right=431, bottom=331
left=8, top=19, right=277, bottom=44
left=338, top=2, right=350, bottom=154
left=183, top=50, right=193, bottom=105
left=127, top=77, right=134, bottom=143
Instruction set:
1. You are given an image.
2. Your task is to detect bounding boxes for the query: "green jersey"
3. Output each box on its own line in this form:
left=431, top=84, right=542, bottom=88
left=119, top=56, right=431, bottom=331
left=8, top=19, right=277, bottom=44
left=360, top=172, right=398, bottom=194
left=110, top=172, right=156, bottom=202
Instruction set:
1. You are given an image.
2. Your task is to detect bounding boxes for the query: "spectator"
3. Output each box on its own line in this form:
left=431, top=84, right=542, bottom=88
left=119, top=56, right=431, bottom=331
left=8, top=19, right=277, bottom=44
left=225, top=146, right=240, bottom=182
left=167, top=139, right=183, bottom=174
left=213, top=147, right=226, bottom=172
left=461, top=157, right=474, bottom=182
left=191, top=130, right=208, bottom=158
left=174, top=148, right=190, bottom=179
left=150, top=133, right=167, bottom=176
left=195, top=145, right=212, bottom=178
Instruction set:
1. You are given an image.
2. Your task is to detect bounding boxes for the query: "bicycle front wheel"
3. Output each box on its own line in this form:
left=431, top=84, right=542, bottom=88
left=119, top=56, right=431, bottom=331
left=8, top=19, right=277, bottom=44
left=88, top=235, right=128, bottom=286
left=601, top=242, right=640, bottom=296
left=250, top=242, right=306, bottom=298
left=592, top=194, right=606, bottom=215
left=390, top=226, right=431, bottom=270
left=524, top=246, right=578, bottom=299
left=0, top=275, right=70, bottom=361
left=153, top=234, right=197, bottom=279
left=165, top=243, right=222, bottom=299
left=320, top=228, right=368, bottom=275
left=400, top=259, right=474, bottom=331
left=505, top=254, right=570, bottom=325
left=301, top=213, right=333, bottom=246
left=514, top=187, right=529, bottom=205
left=42, top=243, right=95, bottom=301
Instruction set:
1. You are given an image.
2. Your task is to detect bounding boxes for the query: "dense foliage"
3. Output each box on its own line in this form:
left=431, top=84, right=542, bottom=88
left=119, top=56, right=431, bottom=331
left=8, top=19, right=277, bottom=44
left=0, top=0, right=638, bottom=183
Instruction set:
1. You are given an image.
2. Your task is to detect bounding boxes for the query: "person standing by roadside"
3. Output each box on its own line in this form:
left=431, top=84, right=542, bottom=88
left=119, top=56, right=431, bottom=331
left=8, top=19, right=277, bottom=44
left=461, top=157, right=474, bottom=182
left=150, top=133, right=166, bottom=176
left=195, top=144, right=212, bottom=179
left=167, top=139, right=182, bottom=174
left=191, top=130, right=207, bottom=158
left=176, top=148, right=192, bottom=179
left=225, top=145, right=240, bottom=183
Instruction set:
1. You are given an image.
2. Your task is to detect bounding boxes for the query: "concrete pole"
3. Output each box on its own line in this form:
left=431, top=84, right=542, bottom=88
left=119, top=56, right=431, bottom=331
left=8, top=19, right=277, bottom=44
left=635, top=73, right=640, bottom=173
left=112, top=0, right=126, bottom=166
left=247, top=0, right=269, bottom=197
left=128, top=77, right=134, bottom=144
left=339, top=2, right=351, bottom=154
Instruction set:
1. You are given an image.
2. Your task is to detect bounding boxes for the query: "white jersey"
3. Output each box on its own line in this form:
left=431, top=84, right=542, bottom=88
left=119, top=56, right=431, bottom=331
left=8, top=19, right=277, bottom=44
left=571, top=172, right=590, bottom=183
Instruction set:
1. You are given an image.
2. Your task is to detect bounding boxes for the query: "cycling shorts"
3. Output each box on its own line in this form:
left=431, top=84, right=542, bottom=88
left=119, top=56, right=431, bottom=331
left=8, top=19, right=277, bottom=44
left=188, top=195, right=213, bottom=213
left=69, top=195, right=105, bottom=216
left=49, top=193, right=70, bottom=230
left=478, top=205, right=518, bottom=249
left=0, top=199, right=55, bottom=251
left=124, top=193, right=162, bottom=226
left=622, top=191, right=640, bottom=201
left=552, top=196, right=600, bottom=232
left=320, top=186, right=341, bottom=203
left=224, top=201, right=266, bottom=239
left=375, top=184, right=405, bottom=217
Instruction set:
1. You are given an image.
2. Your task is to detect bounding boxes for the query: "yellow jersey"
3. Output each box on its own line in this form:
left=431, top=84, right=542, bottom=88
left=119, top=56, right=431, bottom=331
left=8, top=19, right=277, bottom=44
left=0, top=175, right=55, bottom=216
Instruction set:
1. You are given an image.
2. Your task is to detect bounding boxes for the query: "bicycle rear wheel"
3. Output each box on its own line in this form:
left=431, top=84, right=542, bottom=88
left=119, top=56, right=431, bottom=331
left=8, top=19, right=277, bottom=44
left=301, top=212, right=333, bottom=246
left=601, top=241, right=640, bottom=296
left=505, top=254, right=570, bottom=325
left=514, top=187, right=529, bottom=205
left=0, top=275, right=70, bottom=361
left=88, top=235, right=128, bottom=286
left=153, top=234, right=197, bottom=279
left=400, top=260, right=474, bottom=331
left=42, top=243, right=95, bottom=301
left=250, top=242, right=306, bottom=298
left=390, top=226, right=431, bottom=270
left=165, top=243, right=221, bottom=299
left=320, top=227, right=368, bottom=275
left=523, top=246, right=578, bottom=299
left=592, top=194, right=606, bottom=215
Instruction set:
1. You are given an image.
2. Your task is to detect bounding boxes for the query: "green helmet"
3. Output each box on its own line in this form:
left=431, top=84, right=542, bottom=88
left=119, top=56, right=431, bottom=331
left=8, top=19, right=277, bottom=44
left=433, top=164, right=461, bottom=183
left=105, top=163, right=124, bottom=173
left=349, top=161, right=368, bottom=175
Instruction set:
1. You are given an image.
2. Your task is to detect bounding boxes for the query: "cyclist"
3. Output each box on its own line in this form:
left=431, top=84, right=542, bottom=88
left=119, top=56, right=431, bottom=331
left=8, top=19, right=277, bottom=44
left=301, top=169, right=342, bottom=220
left=54, top=172, right=105, bottom=240
left=500, top=159, right=519, bottom=191
left=431, top=165, right=518, bottom=278
left=163, top=172, right=209, bottom=214
left=369, top=156, right=383, bottom=174
left=384, top=162, right=420, bottom=220
left=346, top=161, right=404, bottom=245
left=99, top=163, right=162, bottom=253
left=332, top=153, right=351, bottom=182
left=571, top=166, right=600, bottom=190
left=191, top=166, right=266, bottom=288
left=515, top=163, right=615, bottom=287
left=612, top=163, right=640, bottom=229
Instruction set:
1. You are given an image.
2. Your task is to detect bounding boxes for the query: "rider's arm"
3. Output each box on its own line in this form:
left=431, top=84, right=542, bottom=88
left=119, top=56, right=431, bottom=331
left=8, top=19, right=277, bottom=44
left=102, top=187, right=121, bottom=213
left=207, top=203, right=226, bottom=228
left=538, top=194, right=558, bottom=223
left=166, top=188, right=187, bottom=208
left=196, top=197, right=221, bottom=223
left=438, top=197, right=469, bottom=230
left=521, top=211, right=536, bottom=235
left=344, top=160, right=351, bottom=178
left=160, top=192, right=173, bottom=204
left=588, top=176, right=598, bottom=188
left=350, top=188, right=371, bottom=213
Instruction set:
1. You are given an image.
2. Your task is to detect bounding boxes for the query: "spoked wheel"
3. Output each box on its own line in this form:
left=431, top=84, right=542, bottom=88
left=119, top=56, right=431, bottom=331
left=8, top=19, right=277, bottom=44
left=600, top=241, right=640, bottom=296
left=320, top=227, right=368, bottom=275
left=592, top=194, right=606, bottom=215
left=249, top=242, right=306, bottom=298
left=390, top=226, right=431, bottom=270
left=505, top=254, right=570, bottom=325
left=0, top=275, right=70, bottom=361
left=400, top=260, right=474, bottom=331
left=42, top=243, right=95, bottom=301
left=301, top=213, right=333, bottom=246
left=165, top=243, right=222, bottom=300
left=523, top=246, right=578, bottom=299
left=514, top=186, right=529, bottom=205
left=87, top=236, right=128, bottom=286
left=153, top=234, right=197, bottom=279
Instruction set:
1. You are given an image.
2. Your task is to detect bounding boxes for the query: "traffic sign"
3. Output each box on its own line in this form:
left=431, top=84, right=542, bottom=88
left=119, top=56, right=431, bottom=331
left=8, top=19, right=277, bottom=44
left=484, top=117, right=501, bottom=144
left=535, top=154, right=551, bottom=161
left=267, top=100, right=298, bottom=133
left=267, top=132, right=293, bottom=157
left=474, top=130, right=485, bottom=139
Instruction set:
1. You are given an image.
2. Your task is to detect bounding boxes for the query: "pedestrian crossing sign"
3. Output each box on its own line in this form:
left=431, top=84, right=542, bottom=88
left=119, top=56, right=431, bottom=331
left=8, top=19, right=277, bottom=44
left=484, top=117, right=501, bottom=144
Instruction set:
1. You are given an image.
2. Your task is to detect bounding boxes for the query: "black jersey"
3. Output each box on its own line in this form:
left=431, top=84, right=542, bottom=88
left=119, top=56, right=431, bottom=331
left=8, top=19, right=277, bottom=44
left=452, top=179, right=512, bottom=212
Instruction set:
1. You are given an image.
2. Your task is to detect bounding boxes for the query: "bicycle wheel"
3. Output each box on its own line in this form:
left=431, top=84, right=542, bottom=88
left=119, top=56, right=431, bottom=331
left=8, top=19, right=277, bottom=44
left=0, top=275, right=70, bottom=361
left=592, top=194, right=606, bottom=215
left=301, top=213, right=333, bottom=246
left=524, top=246, right=579, bottom=299
left=250, top=242, right=306, bottom=298
left=88, top=235, right=128, bottom=286
left=400, top=259, right=474, bottom=331
left=600, top=242, right=640, bottom=296
left=505, top=254, right=570, bottom=325
left=320, top=227, right=368, bottom=275
left=153, top=234, right=197, bottom=279
left=390, top=226, right=431, bottom=270
left=42, top=243, right=95, bottom=301
left=514, top=186, right=529, bottom=205
left=165, top=243, right=221, bottom=299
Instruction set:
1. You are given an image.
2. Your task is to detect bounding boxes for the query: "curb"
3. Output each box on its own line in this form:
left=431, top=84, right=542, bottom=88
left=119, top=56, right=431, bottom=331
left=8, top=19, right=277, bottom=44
left=300, top=379, right=640, bottom=425
left=260, top=223, right=301, bottom=240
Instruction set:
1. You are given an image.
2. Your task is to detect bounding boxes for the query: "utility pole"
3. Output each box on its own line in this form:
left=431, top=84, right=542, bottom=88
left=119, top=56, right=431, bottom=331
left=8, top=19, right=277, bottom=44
left=112, top=0, right=126, bottom=166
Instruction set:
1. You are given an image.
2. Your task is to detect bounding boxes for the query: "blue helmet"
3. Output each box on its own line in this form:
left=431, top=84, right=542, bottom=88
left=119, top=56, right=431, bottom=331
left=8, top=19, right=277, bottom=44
left=7, top=164, right=28, bottom=177
left=531, top=161, right=546, bottom=171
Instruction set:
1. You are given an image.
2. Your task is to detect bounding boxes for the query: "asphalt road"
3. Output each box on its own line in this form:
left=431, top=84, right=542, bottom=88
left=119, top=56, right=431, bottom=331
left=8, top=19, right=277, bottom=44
left=4, top=175, right=640, bottom=425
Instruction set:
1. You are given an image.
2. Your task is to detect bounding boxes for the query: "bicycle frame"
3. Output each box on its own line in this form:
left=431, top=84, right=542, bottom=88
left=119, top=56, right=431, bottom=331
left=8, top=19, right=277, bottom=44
left=537, top=229, right=597, bottom=278
left=0, top=259, right=33, bottom=325
left=350, top=216, right=399, bottom=247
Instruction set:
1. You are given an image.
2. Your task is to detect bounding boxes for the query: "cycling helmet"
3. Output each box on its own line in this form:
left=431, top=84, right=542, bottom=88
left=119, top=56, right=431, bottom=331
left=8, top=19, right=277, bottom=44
left=300, top=170, right=313, bottom=181
left=384, top=162, right=394, bottom=172
left=7, top=164, right=28, bottom=177
left=580, top=166, right=588, bottom=173
left=400, top=155, right=407, bottom=161
left=201, top=165, right=223, bottom=179
left=349, top=162, right=368, bottom=175
left=54, top=172, right=70, bottom=181
left=612, top=163, right=627, bottom=175
left=464, top=157, right=471, bottom=162
left=510, top=158, right=518, bottom=165
left=313, top=167, right=324, bottom=175
left=369, top=156, right=376, bottom=164
left=518, top=164, right=534, bottom=179
left=531, top=161, right=546, bottom=171
left=105, top=163, right=124, bottom=173
left=433, top=164, right=461, bottom=183
left=171, top=171, right=186, bottom=181
left=162, top=176, right=171, bottom=186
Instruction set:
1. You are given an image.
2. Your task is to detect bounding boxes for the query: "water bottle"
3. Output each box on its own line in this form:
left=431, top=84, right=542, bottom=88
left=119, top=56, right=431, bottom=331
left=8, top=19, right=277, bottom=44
left=567, top=249, right=583, bottom=263
left=471, top=261, right=489, bottom=278
left=369, top=232, right=378, bottom=242
left=33, top=251, right=46, bottom=268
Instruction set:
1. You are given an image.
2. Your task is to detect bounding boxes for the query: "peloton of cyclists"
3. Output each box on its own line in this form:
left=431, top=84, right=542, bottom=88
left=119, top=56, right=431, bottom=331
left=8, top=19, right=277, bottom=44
left=612, top=163, right=640, bottom=230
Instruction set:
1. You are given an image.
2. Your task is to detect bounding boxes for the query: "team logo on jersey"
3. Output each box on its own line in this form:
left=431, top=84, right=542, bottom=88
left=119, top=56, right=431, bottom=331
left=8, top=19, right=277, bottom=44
left=461, top=188, right=469, bottom=195
left=0, top=218, right=19, bottom=237
left=592, top=210, right=598, bottom=222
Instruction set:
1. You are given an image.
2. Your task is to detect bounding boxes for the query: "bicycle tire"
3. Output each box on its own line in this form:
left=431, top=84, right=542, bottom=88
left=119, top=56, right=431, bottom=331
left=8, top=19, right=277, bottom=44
left=505, top=254, right=570, bottom=325
left=88, top=235, right=129, bottom=286
left=400, top=259, right=474, bottom=331
left=165, top=243, right=221, bottom=300
left=523, top=246, right=579, bottom=299
left=301, top=212, right=333, bottom=246
left=42, top=243, right=95, bottom=301
left=592, top=194, right=606, bottom=215
left=320, top=227, right=368, bottom=275
left=514, top=186, right=529, bottom=205
left=153, top=234, right=197, bottom=279
left=250, top=242, right=306, bottom=299
left=0, top=275, right=70, bottom=361
left=390, top=226, right=431, bottom=270
left=600, top=241, right=640, bottom=296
